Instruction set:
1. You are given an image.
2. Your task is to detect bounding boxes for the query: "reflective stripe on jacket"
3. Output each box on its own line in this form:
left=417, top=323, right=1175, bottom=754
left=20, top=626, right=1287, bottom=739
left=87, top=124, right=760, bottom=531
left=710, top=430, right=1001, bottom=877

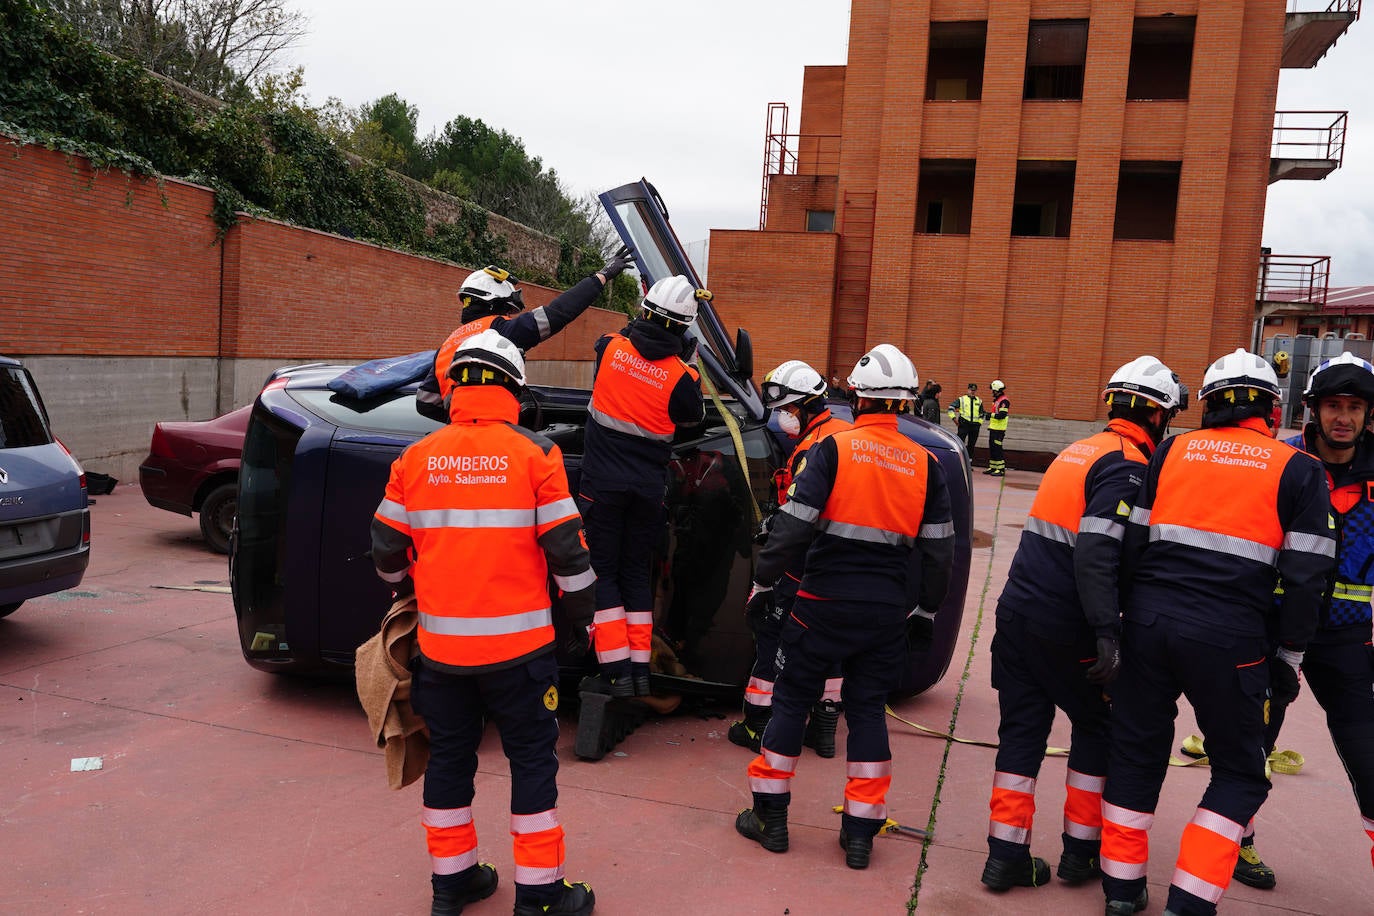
left=371, top=385, right=594, bottom=672
left=1123, top=416, right=1334, bottom=647
left=949, top=394, right=983, bottom=424
left=772, top=410, right=851, bottom=602
left=755, top=413, right=955, bottom=608
left=988, top=395, right=1010, bottom=432
left=998, top=418, right=1151, bottom=638
left=1286, top=429, right=1374, bottom=639
left=589, top=333, right=696, bottom=441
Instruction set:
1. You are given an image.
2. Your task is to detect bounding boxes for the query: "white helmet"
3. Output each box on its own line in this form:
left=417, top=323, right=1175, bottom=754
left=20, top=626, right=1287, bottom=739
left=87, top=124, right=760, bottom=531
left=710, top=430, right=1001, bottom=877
left=1103, top=355, right=1183, bottom=410
left=847, top=344, right=919, bottom=400
left=1200, top=347, right=1280, bottom=401
left=990, top=379, right=1006, bottom=394
left=761, top=360, right=827, bottom=408
left=642, top=275, right=703, bottom=326
left=449, top=329, right=527, bottom=386
left=459, top=266, right=524, bottom=312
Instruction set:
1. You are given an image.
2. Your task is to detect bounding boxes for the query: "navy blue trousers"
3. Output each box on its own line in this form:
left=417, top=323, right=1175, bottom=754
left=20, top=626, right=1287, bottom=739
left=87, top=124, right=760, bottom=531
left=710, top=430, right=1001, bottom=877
left=411, top=652, right=561, bottom=817
left=1102, top=615, right=1271, bottom=916
left=990, top=612, right=1110, bottom=859
left=761, top=596, right=906, bottom=837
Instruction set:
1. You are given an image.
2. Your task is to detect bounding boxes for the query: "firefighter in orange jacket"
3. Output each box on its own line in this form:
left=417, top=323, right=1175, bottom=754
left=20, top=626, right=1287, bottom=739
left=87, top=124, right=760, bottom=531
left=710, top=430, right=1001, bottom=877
left=1100, top=349, right=1335, bottom=916
left=736, top=344, right=955, bottom=870
left=372, top=330, right=598, bottom=916
left=580, top=275, right=705, bottom=697
left=416, top=248, right=634, bottom=422
left=980, top=356, right=1185, bottom=895
left=729, top=359, right=851, bottom=757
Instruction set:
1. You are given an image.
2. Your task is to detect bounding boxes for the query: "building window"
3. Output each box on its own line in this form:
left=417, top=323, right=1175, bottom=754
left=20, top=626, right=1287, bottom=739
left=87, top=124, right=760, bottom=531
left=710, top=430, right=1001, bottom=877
left=1012, top=161, right=1076, bottom=238
left=927, top=21, right=986, bottom=100
left=805, top=210, right=835, bottom=232
left=1114, top=162, right=1181, bottom=240
left=1298, top=323, right=1321, bottom=337
left=1024, top=19, right=1088, bottom=101
left=1127, top=16, right=1194, bottom=100
left=916, top=160, right=975, bottom=235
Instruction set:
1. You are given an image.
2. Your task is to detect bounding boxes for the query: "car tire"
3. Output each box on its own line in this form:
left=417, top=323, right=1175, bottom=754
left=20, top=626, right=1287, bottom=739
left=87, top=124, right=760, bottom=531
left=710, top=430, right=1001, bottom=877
left=0, top=601, right=22, bottom=618
left=199, top=482, right=237, bottom=555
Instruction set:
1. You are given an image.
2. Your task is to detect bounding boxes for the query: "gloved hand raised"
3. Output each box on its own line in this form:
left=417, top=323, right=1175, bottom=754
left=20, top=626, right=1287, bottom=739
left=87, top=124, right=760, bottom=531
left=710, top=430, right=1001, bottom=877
left=1269, top=647, right=1304, bottom=706
left=1085, top=636, right=1121, bottom=685
left=600, top=244, right=635, bottom=280
left=905, top=606, right=936, bottom=650
left=680, top=335, right=698, bottom=364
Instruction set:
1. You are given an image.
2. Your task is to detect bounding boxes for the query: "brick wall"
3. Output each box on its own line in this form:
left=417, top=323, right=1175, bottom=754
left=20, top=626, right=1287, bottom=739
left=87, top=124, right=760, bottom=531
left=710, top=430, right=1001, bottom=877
left=731, top=0, right=1290, bottom=442
left=2, top=140, right=622, bottom=476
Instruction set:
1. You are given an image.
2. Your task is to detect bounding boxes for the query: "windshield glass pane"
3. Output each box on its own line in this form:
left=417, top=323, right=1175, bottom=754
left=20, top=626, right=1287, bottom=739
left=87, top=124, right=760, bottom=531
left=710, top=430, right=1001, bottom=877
left=0, top=368, right=53, bottom=449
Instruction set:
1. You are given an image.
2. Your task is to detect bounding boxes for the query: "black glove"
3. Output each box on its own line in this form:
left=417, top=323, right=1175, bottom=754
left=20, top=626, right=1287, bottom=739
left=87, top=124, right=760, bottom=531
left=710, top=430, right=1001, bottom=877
left=600, top=244, right=635, bottom=280
left=745, top=582, right=774, bottom=620
left=905, top=607, right=935, bottom=650
left=1269, top=648, right=1303, bottom=706
left=680, top=335, right=698, bottom=363
left=562, top=621, right=592, bottom=663
left=1085, top=636, right=1121, bottom=685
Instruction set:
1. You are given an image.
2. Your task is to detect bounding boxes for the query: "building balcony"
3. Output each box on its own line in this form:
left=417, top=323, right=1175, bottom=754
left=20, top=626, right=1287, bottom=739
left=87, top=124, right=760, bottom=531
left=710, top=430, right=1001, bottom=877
left=1283, top=1, right=1360, bottom=68
left=1270, top=110, right=1347, bottom=182
left=1256, top=252, right=1331, bottom=317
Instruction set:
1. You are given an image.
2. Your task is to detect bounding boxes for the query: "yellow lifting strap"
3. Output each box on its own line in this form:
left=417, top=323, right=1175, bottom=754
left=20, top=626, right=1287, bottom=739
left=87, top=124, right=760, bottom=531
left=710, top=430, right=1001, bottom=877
left=698, top=363, right=763, bottom=527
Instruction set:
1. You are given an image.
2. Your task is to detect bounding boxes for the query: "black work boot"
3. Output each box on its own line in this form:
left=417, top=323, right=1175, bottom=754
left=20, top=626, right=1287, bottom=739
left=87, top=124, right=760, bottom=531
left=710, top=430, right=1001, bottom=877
left=802, top=700, right=841, bottom=758
left=838, top=830, right=874, bottom=869
left=1057, top=848, right=1101, bottom=883
left=1104, top=887, right=1149, bottom=915
left=728, top=703, right=770, bottom=753
left=980, top=853, right=1050, bottom=890
left=1232, top=841, right=1276, bottom=889
left=431, top=862, right=498, bottom=915
left=512, top=879, right=595, bottom=916
left=631, top=662, right=652, bottom=698
left=736, top=796, right=789, bottom=853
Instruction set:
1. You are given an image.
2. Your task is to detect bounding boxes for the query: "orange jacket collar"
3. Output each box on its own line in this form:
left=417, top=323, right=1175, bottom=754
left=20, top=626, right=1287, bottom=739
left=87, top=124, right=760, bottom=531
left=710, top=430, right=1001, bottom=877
left=1105, top=417, right=1156, bottom=456
left=449, top=385, right=520, bottom=424
left=851, top=412, right=901, bottom=431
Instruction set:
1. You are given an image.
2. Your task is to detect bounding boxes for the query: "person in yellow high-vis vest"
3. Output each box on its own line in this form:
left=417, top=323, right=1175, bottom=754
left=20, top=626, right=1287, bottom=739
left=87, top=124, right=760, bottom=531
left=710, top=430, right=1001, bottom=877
left=948, top=383, right=985, bottom=460
left=985, top=380, right=1010, bottom=476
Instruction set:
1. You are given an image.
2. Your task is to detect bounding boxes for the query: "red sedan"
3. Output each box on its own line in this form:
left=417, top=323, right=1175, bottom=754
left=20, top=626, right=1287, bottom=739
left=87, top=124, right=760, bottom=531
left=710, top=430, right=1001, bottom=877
left=138, top=406, right=249, bottom=553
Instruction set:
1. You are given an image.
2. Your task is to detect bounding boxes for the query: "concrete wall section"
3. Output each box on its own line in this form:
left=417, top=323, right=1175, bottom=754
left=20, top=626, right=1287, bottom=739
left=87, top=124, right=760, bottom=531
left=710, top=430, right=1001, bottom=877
left=21, top=356, right=221, bottom=478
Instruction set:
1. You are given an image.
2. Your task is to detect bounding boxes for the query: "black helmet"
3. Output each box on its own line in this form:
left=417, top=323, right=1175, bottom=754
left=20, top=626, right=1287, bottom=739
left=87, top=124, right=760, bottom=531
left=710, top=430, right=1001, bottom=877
left=1303, top=352, right=1374, bottom=407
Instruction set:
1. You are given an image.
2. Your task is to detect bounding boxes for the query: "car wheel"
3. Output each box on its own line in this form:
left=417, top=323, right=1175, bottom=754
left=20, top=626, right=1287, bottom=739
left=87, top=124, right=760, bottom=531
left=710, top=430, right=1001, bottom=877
left=0, top=601, right=22, bottom=618
left=199, top=482, right=237, bottom=554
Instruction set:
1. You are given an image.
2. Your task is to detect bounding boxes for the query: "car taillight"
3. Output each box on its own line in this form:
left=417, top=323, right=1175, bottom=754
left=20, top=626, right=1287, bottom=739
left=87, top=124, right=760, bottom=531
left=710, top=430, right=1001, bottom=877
left=57, top=438, right=86, bottom=490
left=82, top=512, right=91, bottom=545
left=149, top=424, right=175, bottom=459
left=263, top=377, right=289, bottom=392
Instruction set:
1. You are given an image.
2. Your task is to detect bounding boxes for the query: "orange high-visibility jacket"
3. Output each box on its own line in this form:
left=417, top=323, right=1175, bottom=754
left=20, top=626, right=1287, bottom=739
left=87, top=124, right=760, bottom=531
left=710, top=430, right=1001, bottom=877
left=371, top=385, right=595, bottom=672
left=1123, top=416, right=1334, bottom=648
left=755, top=413, right=955, bottom=609
left=998, top=418, right=1154, bottom=638
left=588, top=333, right=699, bottom=443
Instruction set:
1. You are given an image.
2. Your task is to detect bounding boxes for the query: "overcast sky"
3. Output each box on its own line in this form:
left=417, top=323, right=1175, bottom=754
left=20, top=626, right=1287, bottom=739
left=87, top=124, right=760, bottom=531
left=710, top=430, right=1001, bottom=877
left=288, top=0, right=1374, bottom=286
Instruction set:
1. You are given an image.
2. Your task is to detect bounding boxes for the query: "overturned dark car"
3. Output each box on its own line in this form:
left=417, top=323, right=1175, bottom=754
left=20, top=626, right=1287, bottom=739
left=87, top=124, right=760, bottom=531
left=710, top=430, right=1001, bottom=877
left=229, top=180, right=973, bottom=705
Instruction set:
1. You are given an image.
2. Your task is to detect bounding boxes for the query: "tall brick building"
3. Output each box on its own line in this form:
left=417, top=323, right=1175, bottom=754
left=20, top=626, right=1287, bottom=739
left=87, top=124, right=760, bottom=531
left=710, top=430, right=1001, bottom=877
left=708, top=1, right=1357, bottom=451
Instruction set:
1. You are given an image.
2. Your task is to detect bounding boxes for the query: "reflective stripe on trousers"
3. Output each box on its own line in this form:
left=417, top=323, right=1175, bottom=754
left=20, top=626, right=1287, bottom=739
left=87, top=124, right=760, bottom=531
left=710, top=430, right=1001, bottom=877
left=1064, top=769, right=1105, bottom=841
left=423, top=805, right=478, bottom=876
left=591, top=606, right=629, bottom=664
left=747, top=748, right=798, bottom=796
left=1101, top=801, right=1154, bottom=880
left=845, top=759, right=892, bottom=821
left=745, top=675, right=774, bottom=707
left=989, top=771, right=1036, bottom=846
left=1171, top=808, right=1243, bottom=905
left=511, top=809, right=566, bottom=887
left=626, top=609, right=653, bottom=664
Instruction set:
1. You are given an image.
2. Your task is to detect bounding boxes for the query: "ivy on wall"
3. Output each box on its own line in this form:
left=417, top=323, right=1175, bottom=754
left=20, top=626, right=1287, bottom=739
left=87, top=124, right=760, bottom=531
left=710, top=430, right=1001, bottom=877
left=0, top=0, right=524, bottom=273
